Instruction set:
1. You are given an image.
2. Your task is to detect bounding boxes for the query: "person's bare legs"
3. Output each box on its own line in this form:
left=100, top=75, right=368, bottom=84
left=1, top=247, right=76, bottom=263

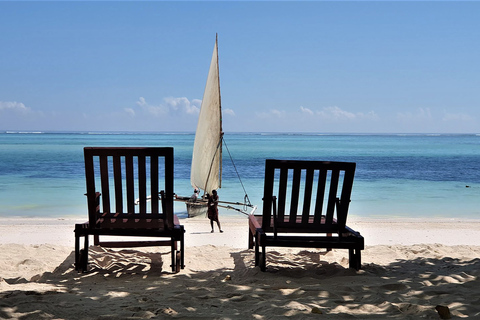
left=210, top=220, right=223, bottom=232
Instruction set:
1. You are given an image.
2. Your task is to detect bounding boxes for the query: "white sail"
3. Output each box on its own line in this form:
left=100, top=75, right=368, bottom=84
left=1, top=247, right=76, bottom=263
left=190, top=35, right=222, bottom=194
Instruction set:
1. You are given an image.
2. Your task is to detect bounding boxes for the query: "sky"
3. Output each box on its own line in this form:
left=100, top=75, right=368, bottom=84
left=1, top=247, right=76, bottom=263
left=1, top=1, right=479, bottom=134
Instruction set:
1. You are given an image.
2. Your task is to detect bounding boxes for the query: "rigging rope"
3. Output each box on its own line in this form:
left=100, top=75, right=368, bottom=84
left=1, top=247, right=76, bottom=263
left=222, top=136, right=252, bottom=211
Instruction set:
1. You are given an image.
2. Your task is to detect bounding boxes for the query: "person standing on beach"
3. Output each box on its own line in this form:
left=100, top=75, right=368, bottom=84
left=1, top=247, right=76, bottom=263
left=207, top=189, right=223, bottom=233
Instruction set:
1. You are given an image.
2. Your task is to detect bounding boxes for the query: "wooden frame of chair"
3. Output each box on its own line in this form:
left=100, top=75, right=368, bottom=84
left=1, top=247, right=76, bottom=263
left=248, top=159, right=364, bottom=271
left=74, top=147, right=185, bottom=273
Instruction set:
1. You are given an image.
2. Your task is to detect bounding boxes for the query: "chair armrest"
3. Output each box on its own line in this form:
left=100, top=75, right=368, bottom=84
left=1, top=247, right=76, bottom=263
left=174, top=214, right=180, bottom=226
left=248, top=215, right=262, bottom=235
left=344, top=225, right=363, bottom=238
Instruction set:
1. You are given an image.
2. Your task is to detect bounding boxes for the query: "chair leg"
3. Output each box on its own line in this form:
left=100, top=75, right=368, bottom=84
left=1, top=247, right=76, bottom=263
left=254, top=232, right=259, bottom=266
left=171, top=228, right=185, bottom=273
left=259, top=233, right=266, bottom=272
left=348, top=249, right=354, bottom=268
left=77, top=235, right=89, bottom=273
left=260, top=245, right=266, bottom=272
left=172, top=237, right=184, bottom=273
left=326, top=233, right=332, bottom=252
left=248, top=229, right=254, bottom=249
left=356, top=249, right=362, bottom=270
left=180, top=228, right=185, bottom=269
left=348, top=248, right=361, bottom=271
left=75, top=233, right=80, bottom=271
left=170, top=237, right=176, bottom=272
left=175, top=251, right=181, bottom=273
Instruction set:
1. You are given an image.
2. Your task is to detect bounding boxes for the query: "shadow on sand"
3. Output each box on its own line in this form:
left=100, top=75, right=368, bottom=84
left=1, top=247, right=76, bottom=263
left=1, top=245, right=479, bottom=319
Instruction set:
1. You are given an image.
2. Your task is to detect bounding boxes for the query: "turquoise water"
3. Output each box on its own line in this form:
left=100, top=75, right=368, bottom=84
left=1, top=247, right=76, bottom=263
left=0, top=132, right=479, bottom=219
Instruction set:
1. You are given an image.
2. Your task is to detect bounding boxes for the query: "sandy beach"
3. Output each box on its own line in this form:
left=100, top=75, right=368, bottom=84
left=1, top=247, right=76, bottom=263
left=1, top=216, right=479, bottom=319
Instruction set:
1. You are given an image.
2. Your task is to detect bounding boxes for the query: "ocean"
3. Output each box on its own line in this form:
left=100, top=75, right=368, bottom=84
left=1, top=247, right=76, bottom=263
left=1, top=132, right=479, bottom=220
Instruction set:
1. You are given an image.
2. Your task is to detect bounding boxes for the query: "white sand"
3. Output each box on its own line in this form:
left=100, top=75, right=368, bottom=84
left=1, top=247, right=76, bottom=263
left=1, top=216, right=479, bottom=319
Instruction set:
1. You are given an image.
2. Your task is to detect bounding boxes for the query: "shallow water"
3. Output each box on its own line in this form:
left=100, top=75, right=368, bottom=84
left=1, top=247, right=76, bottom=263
left=0, top=132, right=478, bottom=219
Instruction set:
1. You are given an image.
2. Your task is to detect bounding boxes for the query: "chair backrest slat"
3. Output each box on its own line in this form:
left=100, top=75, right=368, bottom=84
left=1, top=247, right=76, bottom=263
left=150, top=155, right=159, bottom=214
left=262, top=161, right=275, bottom=229
left=164, top=151, right=174, bottom=226
left=302, top=168, right=314, bottom=225
left=337, top=166, right=356, bottom=229
left=126, top=155, right=135, bottom=213
left=313, top=169, right=327, bottom=225
left=261, top=159, right=356, bottom=234
left=289, top=168, right=301, bottom=224
left=113, top=155, right=123, bottom=215
left=138, top=155, right=147, bottom=214
left=277, top=167, right=288, bottom=221
left=325, top=169, right=340, bottom=225
left=84, top=151, right=97, bottom=227
left=99, top=155, right=110, bottom=214
left=84, top=147, right=175, bottom=229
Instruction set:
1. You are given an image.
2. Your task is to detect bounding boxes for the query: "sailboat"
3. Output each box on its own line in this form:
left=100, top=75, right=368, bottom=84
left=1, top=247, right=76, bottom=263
left=179, top=34, right=255, bottom=218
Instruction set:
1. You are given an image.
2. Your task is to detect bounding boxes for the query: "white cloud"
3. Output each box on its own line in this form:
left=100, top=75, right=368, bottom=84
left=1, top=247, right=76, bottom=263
left=135, top=96, right=201, bottom=116
left=0, top=101, right=31, bottom=114
left=136, top=97, right=168, bottom=116
left=191, top=99, right=202, bottom=114
left=300, top=106, right=378, bottom=121
left=317, top=106, right=356, bottom=120
left=362, top=111, right=379, bottom=120
left=257, top=109, right=286, bottom=119
left=163, top=97, right=199, bottom=114
left=396, top=107, right=432, bottom=121
left=224, top=108, right=235, bottom=116
left=255, top=109, right=286, bottom=119
left=442, top=111, right=474, bottom=122
left=124, top=108, right=135, bottom=117
left=300, top=106, right=314, bottom=115
left=250, top=106, right=379, bottom=132
left=136, top=97, right=147, bottom=107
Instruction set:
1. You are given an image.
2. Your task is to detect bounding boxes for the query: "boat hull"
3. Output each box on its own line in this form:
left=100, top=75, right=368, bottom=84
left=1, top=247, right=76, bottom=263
left=186, top=202, right=208, bottom=218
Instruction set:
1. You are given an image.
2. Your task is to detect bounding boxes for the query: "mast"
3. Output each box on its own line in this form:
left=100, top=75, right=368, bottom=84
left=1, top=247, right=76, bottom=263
left=217, top=33, right=223, bottom=190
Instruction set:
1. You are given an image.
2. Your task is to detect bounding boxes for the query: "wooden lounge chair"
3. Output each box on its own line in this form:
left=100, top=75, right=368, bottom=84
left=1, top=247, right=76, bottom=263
left=248, top=159, right=364, bottom=271
left=74, top=147, right=185, bottom=273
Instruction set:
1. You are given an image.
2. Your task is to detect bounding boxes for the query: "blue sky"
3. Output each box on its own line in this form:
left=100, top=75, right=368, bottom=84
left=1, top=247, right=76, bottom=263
left=1, top=1, right=479, bottom=133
